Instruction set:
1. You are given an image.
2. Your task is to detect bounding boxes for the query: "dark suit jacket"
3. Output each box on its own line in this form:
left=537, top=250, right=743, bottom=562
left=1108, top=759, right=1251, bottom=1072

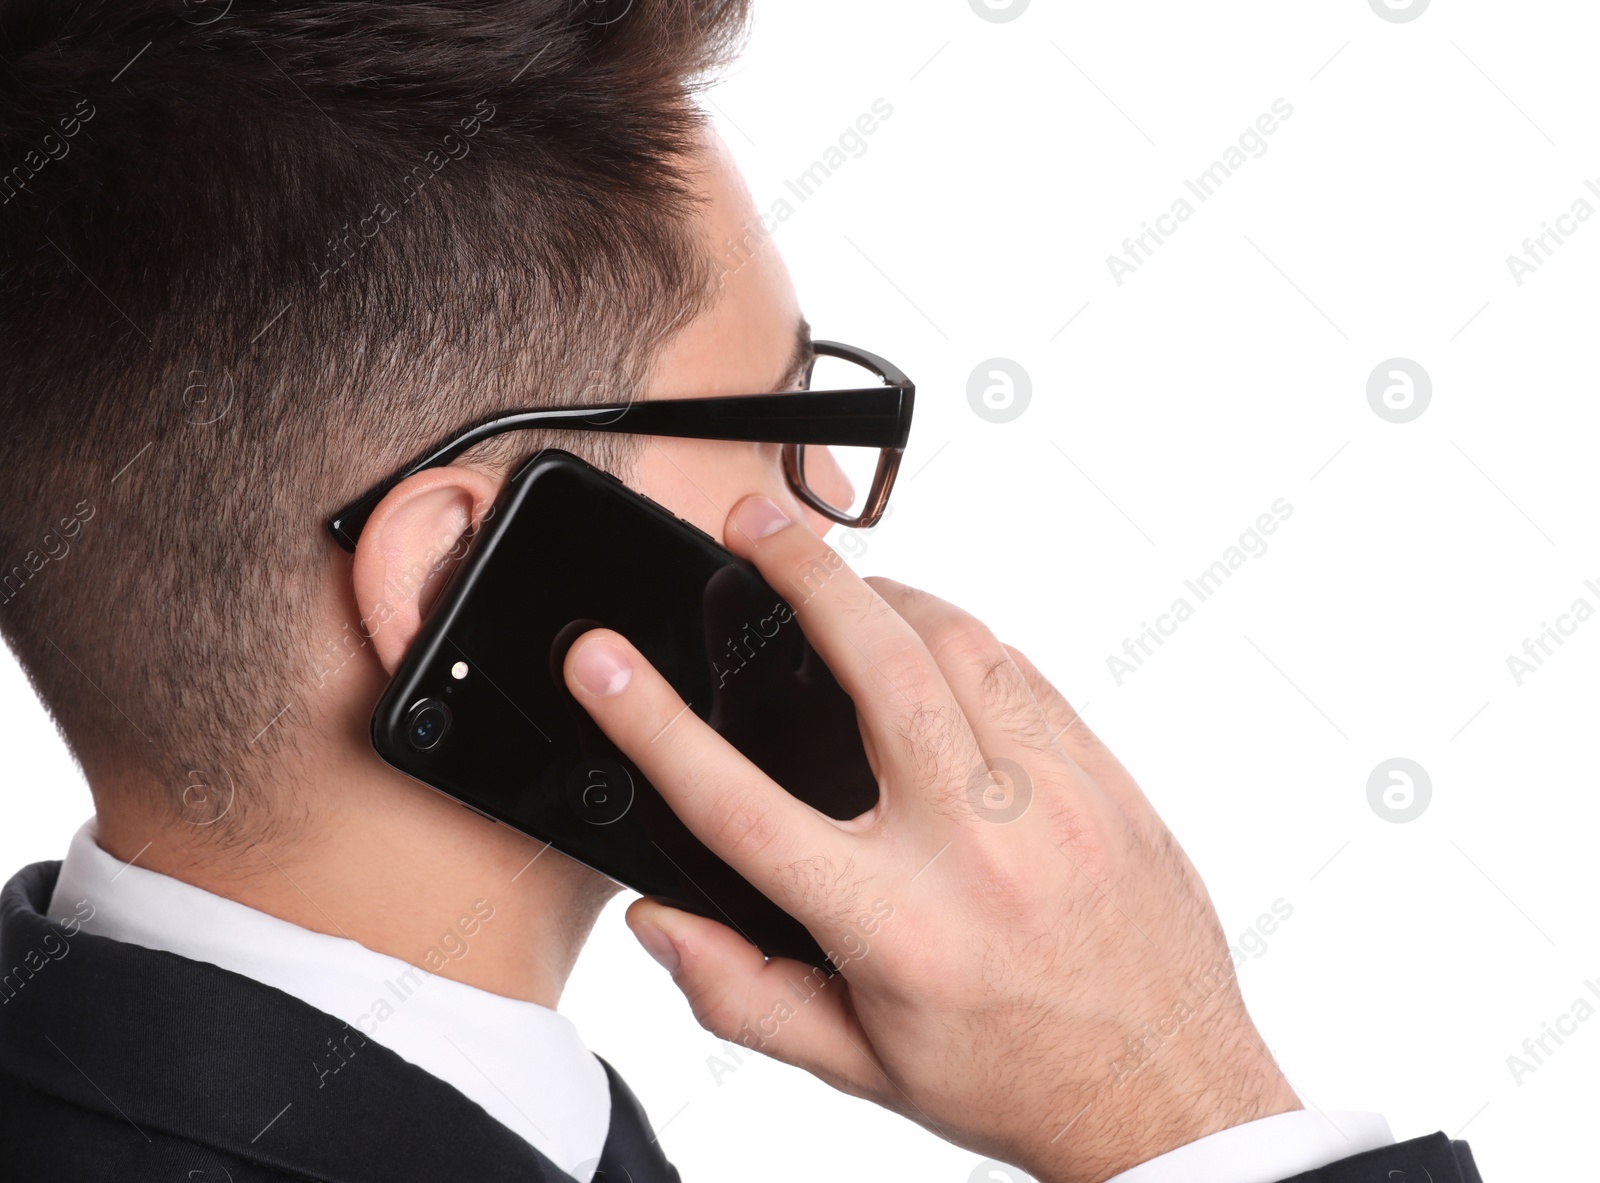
left=0, top=861, right=1483, bottom=1182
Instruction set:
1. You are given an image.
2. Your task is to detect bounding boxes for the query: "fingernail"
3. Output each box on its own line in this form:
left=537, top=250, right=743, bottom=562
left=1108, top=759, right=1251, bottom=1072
left=631, top=919, right=680, bottom=973
left=736, top=496, right=791, bottom=540
left=572, top=641, right=632, bottom=697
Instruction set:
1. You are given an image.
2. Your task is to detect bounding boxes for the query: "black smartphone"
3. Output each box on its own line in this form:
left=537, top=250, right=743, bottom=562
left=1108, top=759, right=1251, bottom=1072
left=371, top=448, right=879, bottom=970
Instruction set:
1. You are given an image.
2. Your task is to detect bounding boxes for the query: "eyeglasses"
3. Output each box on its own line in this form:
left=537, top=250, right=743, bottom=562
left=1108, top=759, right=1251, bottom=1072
left=325, top=340, right=915, bottom=552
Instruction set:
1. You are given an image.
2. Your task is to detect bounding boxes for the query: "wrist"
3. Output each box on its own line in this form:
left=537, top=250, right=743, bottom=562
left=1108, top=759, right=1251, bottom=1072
left=1020, top=1023, right=1302, bottom=1183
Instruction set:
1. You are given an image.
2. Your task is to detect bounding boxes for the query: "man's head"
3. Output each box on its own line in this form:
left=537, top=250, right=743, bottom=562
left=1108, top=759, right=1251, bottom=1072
left=0, top=0, right=820, bottom=844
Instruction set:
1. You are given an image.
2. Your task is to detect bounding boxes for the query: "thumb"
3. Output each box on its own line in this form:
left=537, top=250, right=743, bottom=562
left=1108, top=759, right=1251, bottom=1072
left=624, top=898, right=882, bottom=1098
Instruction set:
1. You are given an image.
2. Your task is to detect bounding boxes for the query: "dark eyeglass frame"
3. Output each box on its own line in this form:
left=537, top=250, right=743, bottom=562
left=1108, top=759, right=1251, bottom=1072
left=326, top=340, right=914, bottom=552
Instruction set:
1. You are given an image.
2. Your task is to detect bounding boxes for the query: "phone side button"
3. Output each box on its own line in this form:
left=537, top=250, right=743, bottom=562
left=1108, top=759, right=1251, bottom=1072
left=459, top=800, right=499, bottom=825
left=626, top=482, right=716, bottom=542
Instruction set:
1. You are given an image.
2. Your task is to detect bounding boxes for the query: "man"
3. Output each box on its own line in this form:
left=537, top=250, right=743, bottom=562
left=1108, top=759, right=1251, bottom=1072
left=0, top=2, right=1483, bottom=1180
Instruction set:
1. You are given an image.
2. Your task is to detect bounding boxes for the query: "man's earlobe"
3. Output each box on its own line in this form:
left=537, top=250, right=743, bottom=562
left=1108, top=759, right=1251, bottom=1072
left=350, top=467, right=499, bottom=674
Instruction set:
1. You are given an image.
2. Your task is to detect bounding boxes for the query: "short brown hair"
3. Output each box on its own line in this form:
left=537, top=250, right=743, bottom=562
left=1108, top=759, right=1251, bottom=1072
left=0, top=0, right=749, bottom=823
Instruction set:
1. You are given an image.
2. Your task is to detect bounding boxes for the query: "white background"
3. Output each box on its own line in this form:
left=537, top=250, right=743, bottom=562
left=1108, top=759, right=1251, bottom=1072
left=5, top=1, right=1595, bottom=1179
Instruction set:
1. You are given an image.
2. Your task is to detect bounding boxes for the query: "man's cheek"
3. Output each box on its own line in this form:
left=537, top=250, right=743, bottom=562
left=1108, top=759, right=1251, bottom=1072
left=804, top=449, right=854, bottom=516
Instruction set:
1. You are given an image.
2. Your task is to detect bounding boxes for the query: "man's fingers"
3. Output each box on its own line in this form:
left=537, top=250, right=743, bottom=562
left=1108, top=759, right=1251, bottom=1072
left=625, top=898, right=884, bottom=1099
left=1003, top=643, right=1090, bottom=752
left=869, top=578, right=1104, bottom=831
left=1005, top=643, right=1154, bottom=821
left=564, top=628, right=852, bottom=918
left=870, top=578, right=1055, bottom=758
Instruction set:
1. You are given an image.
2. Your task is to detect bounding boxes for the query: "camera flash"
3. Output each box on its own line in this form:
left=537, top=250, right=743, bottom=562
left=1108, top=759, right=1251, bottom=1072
left=450, top=661, right=469, bottom=680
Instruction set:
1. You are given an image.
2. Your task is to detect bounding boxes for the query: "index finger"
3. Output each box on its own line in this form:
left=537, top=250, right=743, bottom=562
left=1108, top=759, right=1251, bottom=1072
left=563, top=627, right=856, bottom=921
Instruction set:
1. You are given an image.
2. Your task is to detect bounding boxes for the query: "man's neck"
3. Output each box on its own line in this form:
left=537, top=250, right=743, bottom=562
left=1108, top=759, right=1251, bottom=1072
left=92, top=762, right=616, bottom=1009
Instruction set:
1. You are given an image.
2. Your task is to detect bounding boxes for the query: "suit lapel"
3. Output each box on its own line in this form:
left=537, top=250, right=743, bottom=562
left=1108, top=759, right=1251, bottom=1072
left=3, top=862, right=687, bottom=1183
left=588, top=1056, right=683, bottom=1183
left=2, top=861, right=560, bottom=1182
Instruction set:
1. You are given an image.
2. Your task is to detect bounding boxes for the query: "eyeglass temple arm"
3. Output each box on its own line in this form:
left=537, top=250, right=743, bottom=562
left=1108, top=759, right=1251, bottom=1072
left=327, top=383, right=913, bottom=551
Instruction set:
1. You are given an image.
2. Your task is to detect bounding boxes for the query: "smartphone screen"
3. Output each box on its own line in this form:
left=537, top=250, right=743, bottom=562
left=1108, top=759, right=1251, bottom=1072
left=371, top=449, right=879, bottom=969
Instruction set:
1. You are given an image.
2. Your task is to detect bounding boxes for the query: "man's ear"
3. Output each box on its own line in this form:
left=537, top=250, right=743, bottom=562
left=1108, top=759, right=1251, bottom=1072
left=351, top=466, right=500, bottom=675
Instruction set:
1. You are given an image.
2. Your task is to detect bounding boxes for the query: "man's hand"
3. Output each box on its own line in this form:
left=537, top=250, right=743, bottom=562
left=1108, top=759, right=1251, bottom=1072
left=563, top=496, right=1301, bottom=1183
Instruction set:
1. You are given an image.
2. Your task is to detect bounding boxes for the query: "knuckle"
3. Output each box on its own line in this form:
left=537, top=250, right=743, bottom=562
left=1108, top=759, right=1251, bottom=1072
left=966, top=855, right=1045, bottom=922
left=685, top=982, right=745, bottom=1042
left=923, top=613, right=996, bottom=672
left=978, top=654, right=1033, bottom=714
left=855, top=583, right=901, bottom=628
left=781, top=545, right=845, bottom=606
left=706, top=787, right=783, bottom=866
left=647, top=701, right=697, bottom=757
left=1045, top=793, right=1121, bottom=881
left=889, top=580, right=940, bottom=614
left=1003, top=641, right=1033, bottom=669
left=927, top=624, right=1042, bottom=738
left=1005, top=643, right=1067, bottom=708
left=865, top=642, right=942, bottom=704
left=665, top=755, right=716, bottom=805
left=928, top=622, right=1038, bottom=709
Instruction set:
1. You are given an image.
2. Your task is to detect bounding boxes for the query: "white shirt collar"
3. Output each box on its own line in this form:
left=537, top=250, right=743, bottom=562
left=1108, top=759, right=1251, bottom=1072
left=48, top=819, right=610, bottom=1179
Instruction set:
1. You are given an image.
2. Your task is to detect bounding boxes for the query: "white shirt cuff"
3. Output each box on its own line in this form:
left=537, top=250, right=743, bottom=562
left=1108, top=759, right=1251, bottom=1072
left=1104, top=1110, right=1395, bottom=1183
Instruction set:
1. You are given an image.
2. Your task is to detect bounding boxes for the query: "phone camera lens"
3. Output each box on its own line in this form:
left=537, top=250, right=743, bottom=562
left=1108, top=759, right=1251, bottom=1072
left=404, top=699, right=451, bottom=752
